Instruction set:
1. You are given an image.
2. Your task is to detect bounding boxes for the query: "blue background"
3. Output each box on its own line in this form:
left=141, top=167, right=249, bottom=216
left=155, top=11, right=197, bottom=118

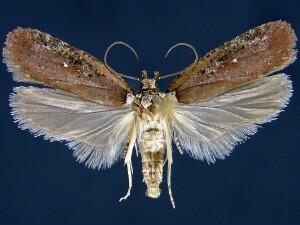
left=0, top=0, right=300, bottom=225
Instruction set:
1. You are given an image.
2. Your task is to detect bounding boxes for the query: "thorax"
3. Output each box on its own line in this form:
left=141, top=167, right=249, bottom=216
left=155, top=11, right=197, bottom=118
left=129, top=83, right=166, bottom=153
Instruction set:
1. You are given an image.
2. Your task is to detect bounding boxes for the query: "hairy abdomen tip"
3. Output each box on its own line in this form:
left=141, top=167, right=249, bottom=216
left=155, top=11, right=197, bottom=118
left=146, top=187, right=161, bottom=198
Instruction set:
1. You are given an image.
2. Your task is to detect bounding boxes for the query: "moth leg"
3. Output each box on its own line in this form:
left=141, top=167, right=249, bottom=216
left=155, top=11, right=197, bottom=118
left=167, top=158, right=176, bottom=208
left=119, top=159, right=133, bottom=202
left=134, top=142, right=139, bottom=156
left=119, top=123, right=137, bottom=202
left=174, top=136, right=183, bottom=154
left=163, top=121, right=176, bottom=208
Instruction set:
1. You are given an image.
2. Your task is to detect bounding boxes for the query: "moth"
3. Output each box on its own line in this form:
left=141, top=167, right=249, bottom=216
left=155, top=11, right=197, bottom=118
left=3, top=21, right=297, bottom=208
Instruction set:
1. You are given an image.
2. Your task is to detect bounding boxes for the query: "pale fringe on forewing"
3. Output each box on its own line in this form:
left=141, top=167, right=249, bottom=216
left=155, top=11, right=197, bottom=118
left=9, top=87, right=135, bottom=169
left=3, top=29, right=41, bottom=84
left=171, top=74, right=292, bottom=163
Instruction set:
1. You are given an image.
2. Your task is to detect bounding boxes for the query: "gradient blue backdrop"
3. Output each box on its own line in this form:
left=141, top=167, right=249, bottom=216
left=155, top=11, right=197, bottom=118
left=0, top=0, right=300, bottom=225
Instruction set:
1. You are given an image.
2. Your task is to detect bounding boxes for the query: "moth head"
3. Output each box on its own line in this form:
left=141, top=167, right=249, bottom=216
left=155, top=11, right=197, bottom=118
left=141, top=70, right=160, bottom=90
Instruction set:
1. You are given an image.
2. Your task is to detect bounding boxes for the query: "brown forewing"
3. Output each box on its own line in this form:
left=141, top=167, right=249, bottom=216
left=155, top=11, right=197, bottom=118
left=168, top=21, right=297, bottom=103
left=3, top=28, right=133, bottom=106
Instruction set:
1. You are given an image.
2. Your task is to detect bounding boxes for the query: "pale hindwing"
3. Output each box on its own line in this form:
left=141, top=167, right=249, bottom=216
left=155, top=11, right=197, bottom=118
left=10, top=87, right=135, bottom=169
left=171, top=74, right=292, bottom=163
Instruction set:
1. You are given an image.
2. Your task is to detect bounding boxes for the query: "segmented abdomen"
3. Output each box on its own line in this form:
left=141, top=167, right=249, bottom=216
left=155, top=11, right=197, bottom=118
left=139, top=117, right=166, bottom=198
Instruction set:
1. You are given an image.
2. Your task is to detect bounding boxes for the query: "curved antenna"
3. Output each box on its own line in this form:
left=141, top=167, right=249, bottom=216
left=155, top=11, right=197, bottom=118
left=104, top=41, right=140, bottom=81
left=159, top=43, right=199, bottom=80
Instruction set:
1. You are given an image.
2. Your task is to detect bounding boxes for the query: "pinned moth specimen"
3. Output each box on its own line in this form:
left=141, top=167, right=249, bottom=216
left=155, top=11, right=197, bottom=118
left=3, top=21, right=297, bottom=208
